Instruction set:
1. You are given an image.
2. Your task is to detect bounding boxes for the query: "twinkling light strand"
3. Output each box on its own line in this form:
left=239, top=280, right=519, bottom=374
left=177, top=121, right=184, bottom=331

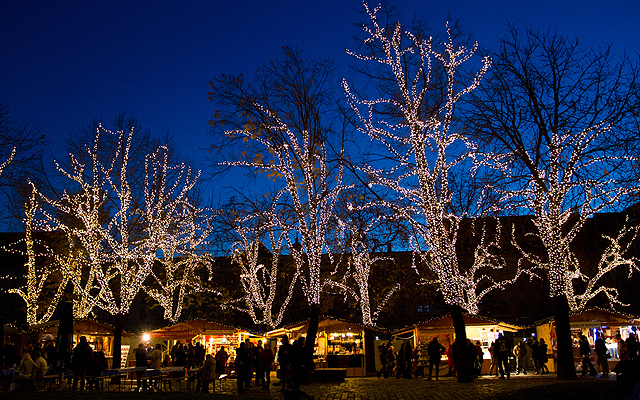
left=341, top=3, right=522, bottom=314
left=222, top=104, right=350, bottom=311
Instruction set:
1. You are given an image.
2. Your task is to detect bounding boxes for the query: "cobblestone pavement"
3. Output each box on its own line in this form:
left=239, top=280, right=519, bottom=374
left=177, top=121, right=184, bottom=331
left=209, top=373, right=609, bottom=399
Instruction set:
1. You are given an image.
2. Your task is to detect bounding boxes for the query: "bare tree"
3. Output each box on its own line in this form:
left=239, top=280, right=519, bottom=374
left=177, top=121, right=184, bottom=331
left=466, top=25, right=640, bottom=380
left=0, top=102, right=46, bottom=228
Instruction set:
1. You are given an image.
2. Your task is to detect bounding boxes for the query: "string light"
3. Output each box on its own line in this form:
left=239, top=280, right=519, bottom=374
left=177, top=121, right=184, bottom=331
left=7, top=124, right=214, bottom=325
left=341, top=2, right=523, bottom=314
left=222, top=104, right=349, bottom=311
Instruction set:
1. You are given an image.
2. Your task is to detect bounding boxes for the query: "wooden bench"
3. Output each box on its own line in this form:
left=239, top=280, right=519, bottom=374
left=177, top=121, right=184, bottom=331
left=311, top=368, right=347, bottom=382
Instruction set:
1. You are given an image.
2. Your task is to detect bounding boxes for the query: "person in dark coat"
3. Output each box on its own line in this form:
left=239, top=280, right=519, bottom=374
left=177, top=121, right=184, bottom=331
left=396, top=342, right=405, bottom=379
left=377, top=343, right=388, bottom=378
left=427, top=337, right=445, bottom=380
left=215, top=346, right=228, bottom=376
left=195, top=342, right=205, bottom=368
left=259, top=343, right=274, bottom=389
left=278, top=336, right=292, bottom=390
left=537, top=338, right=549, bottom=374
left=495, top=334, right=510, bottom=379
left=595, top=332, right=610, bottom=377
left=579, top=333, right=595, bottom=376
left=403, top=340, right=413, bottom=378
left=71, top=336, right=93, bottom=391
left=235, top=342, right=248, bottom=393
left=135, top=343, right=149, bottom=391
left=254, top=340, right=263, bottom=387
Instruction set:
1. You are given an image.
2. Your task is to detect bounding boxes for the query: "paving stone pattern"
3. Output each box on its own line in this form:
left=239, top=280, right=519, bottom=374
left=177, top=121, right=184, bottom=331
left=210, top=374, right=603, bottom=399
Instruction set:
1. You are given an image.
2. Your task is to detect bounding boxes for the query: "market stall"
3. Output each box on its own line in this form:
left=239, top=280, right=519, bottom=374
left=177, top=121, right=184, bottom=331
left=267, top=317, right=385, bottom=377
left=393, top=314, right=522, bottom=375
left=30, top=318, right=133, bottom=368
left=147, top=319, right=256, bottom=369
left=535, top=308, right=638, bottom=373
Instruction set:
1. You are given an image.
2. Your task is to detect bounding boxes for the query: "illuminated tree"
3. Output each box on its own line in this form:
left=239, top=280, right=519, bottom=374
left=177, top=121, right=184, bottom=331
left=466, top=26, right=640, bottom=380
left=141, top=146, right=216, bottom=322
left=4, top=186, right=69, bottom=325
left=342, top=3, right=528, bottom=382
left=225, top=193, right=300, bottom=328
left=24, top=121, right=211, bottom=367
left=209, top=47, right=347, bottom=361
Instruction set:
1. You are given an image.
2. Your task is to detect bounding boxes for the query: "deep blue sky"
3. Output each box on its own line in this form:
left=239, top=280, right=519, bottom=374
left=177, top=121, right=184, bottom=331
left=1, top=0, right=638, bottom=199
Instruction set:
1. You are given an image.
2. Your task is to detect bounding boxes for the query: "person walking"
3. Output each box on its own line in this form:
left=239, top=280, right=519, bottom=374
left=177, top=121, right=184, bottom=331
left=427, top=337, right=445, bottom=380
left=538, top=338, right=549, bottom=374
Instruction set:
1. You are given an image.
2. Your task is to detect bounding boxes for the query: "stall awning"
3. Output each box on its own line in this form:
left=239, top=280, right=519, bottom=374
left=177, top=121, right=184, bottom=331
left=266, top=317, right=385, bottom=338
left=568, top=308, right=637, bottom=329
left=149, top=319, right=239, bottom=338
left=30, top=318, right=133, bottom=337
left=394, top=313, right=523, bottom=336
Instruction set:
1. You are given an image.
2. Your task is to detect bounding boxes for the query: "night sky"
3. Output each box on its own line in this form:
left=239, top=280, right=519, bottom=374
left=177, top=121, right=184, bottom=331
left=1, top=0, right=639, bottom=197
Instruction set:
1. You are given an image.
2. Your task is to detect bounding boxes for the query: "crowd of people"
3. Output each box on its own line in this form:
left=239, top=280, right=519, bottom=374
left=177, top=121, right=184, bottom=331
left=375, top=334, right=552, bottom=382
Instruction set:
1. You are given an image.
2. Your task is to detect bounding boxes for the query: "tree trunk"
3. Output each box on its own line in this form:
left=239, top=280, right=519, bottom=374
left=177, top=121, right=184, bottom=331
left=112, top=313, right=125, bottom=369
left=304, top=303, right=319, bottom=373
left=450, top=304, right=473, bottom=383
left=552, top=295, right=577, bottom=380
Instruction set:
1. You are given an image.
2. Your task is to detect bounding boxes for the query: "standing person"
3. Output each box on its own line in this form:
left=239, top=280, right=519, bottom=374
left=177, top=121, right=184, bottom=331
left=595, top=332, right=610, bottom=378
left=396, top=342, right=405, bottom=378
left=446, top=344, right=456, bottom=377
left=488, top=342, right=499, bottom=376
left=235, top=342, right=248, bottom=393
left=538, top=338, right=549, bottom=374
left=403, top=340, right=413, bottom=378
left=278, top=336, right=292, bottom=390
left=187, top=343, right=196, bottom=369
left=195, top=342, right=205, bottom=367
left=244, top=339, right=255, bottom=388
left=149, top=343, right=163, bottom=369
left=71, top=336, right=93, bottom=391
left=579, top=333, right=595, bottom=376
left=135, top=343, right=149, bottom=391
left=495, top=334, right=510, bottom=379
left=259, top=343, right=274, bottom=389
left=467, top=339, right=478, bottom=379
left=514, top=341, right=527, bottom=375
left=617, top=334, right=629, bottom=361
left=254, top=340, right=263, bottom=387
left=427, top=337, right=445, bottom=380
left=475, top=341, right=484, bottom=377
left=626, top=333, right=639, bottom=360
left=387, top=345, right=396, bottom=377
left=376, top=343, right=388, bottom=378
left=215, top=346, right=228, bottom=376
left=530, top=338, right=540, bottom=374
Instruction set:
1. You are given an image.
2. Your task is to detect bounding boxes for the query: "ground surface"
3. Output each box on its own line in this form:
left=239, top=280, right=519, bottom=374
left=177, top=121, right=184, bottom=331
left=2, top=373, right=630, bottom=400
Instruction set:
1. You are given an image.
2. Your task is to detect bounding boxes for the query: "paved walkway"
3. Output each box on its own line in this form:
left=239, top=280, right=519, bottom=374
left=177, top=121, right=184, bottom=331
left=210, top=373, right=611, bottom=399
